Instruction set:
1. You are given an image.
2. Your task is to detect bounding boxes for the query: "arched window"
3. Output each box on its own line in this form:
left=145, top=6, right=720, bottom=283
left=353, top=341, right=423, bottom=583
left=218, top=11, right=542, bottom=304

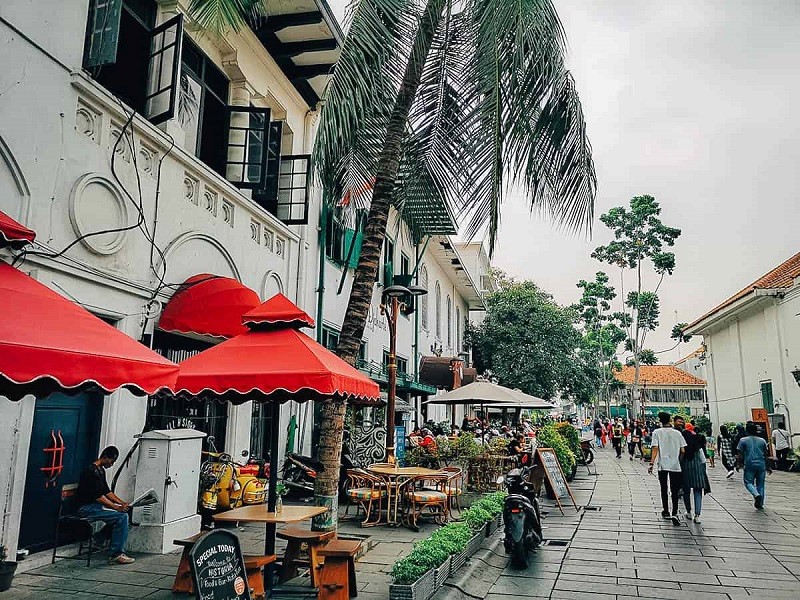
left=435, top=282, right=442, bottom=339
left=446, top=296, right=452, bottom=347
left=420, top=267, right=429, bottom=329
left=456, top=306, right=461, bottom=351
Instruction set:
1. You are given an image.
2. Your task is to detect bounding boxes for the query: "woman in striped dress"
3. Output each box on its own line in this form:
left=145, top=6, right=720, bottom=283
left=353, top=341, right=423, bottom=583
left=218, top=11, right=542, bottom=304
left=718, top=425, right=737, bottom=478
left=682, top=434, right=711, bottom=523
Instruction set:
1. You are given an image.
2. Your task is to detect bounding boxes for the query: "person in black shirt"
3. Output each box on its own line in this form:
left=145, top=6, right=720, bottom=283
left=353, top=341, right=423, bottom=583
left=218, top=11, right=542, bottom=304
left=76, top=446, right=135, bottom=564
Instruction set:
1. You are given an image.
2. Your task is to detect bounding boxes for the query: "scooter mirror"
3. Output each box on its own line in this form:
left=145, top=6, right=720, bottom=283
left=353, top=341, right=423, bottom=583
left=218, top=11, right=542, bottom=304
left=496, top=476, right=505, bottom=484
left=241, top=450, right=249, bottom=457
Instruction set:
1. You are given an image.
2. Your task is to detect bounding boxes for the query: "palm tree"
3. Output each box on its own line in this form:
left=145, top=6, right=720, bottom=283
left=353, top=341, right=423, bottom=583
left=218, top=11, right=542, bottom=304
left=188, top=0, right=596, bottom=531
left=312, top=0, right=595, bottom=527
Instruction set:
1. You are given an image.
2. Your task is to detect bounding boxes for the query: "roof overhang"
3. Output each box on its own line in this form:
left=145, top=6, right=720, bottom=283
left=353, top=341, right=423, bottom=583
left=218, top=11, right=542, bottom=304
left=429, top=237, right=484, bottom=309
left=685, top=289, right=783, bottom=336
left=251, top=0, right=343, bottom=108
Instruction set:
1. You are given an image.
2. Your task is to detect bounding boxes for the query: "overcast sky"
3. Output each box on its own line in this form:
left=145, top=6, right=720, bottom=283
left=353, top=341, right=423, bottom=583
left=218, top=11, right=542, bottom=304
left=326, top=0, right=799, bottom=360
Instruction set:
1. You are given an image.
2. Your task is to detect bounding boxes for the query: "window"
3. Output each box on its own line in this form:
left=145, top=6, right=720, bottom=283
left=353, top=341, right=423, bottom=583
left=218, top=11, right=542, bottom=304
left=382, top=238, right=395, bottom=284
left=400, top=253, right=410, bottom=277
left=325, top=210, right=363, bottom=268
left=456, top=307, right=461, bottom=351
left=761, top=381, right=774, bottom=414
left=322, top=325, right=366, bottom=361
left=446, top=296, right=452, bottom=347
left=383, top=350, right=409, bottom=377
left=420, top=267, right=429, bottom=330
left=435, top=282, right=442, bottom=339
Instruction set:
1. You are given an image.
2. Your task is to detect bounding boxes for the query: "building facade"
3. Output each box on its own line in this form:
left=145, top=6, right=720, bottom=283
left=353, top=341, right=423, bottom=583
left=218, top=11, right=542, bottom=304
left=0, top=0, right=492, bottom=558
left=611, top=365, right=707, bottom=418
left=685, top=252, right=800, bottom=435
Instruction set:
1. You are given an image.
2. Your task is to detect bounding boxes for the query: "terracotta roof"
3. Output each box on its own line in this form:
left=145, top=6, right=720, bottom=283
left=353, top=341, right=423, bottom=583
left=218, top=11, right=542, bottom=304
left=687, top=252, right=800, bottom=330
left=613, top=365, right=706, bottom=387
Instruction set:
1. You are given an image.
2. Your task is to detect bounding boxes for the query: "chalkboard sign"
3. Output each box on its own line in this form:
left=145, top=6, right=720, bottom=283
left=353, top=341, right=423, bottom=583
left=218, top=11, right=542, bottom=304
left=190, top=530, right=251, bottom=600
left=536, top=448, right=577, bottom=514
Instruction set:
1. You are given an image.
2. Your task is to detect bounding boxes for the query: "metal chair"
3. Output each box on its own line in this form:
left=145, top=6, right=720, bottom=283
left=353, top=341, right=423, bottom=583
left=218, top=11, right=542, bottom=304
left=341, top=469, right=388, bottom=527
left=52, top=483, right=108, bottom=566
left=404, top=474, right=450, bottom=529
left=439, top=466, right=464, bottom=517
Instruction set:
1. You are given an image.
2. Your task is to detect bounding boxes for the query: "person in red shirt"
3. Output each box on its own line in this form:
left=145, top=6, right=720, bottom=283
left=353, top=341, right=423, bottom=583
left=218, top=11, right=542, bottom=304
left=419, top=428, right=438, bottom=452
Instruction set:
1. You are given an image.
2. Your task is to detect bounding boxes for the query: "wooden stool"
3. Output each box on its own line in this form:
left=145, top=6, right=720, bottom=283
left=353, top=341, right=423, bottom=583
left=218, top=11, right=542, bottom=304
left=317, top=540, right=361, bottom=600
left=277, top=526, right=336, bottom=586
left=171, top=534, right=275, bottom=599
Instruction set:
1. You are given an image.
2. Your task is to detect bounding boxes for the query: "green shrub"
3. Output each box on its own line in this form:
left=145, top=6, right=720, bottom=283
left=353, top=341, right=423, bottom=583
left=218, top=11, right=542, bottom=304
left=536, top=423, right=576, bottom=474
left=694, top=415, right=712, bottom=435
left=461, top=505, right=492, bottom=531
left=391, top=522, right=476, bottom=584
left=555, top=422, right=581, bottom=458
left=429, top=522, right=472, bottom=554
left=723, top=421, right=744, bottom=435
left=390, top=559, right=430, bottom=585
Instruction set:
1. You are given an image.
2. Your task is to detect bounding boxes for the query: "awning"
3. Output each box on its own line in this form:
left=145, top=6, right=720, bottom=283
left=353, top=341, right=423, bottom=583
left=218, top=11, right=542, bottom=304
left=423, top=380, right=551, bottom=409
left=0, top=211, right=35, bottom=249
left=158, top=274, right=260, bottom=339
left=172, top=294, right=380, bottom=404
left=0, top=262, right=179, bottom=400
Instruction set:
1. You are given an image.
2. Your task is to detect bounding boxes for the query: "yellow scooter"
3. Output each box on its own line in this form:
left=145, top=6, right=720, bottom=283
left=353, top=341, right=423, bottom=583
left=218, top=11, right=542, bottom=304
left=198, top=438, right=268, bottom=517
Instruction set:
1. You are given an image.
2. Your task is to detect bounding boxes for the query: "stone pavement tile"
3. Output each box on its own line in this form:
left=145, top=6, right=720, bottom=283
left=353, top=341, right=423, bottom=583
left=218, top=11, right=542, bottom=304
left=718, top=575, right=800, bottom=590
left=83, top=581, right=158, bottom=598
left=501, top=561, right=560, bottom=578
left=554, top=577, right=638, bottom=597
left=142, top=590, right=177, bottom=599
left=718, top=558, right=790, bottom=573
left=560, top=562, right=636, bottom=578
left=617, top=576, right=681, bottom=589
left=635, top=585, right=731, bottom=600
left=730, top=568, right=797, bottom=580
left=679, top=582, right=755, bottom=596
left=488, top=574, right=554, bottom=596
left=743, top=588, right=800, bottom=598
left=550, top=590, right=614, bottom=600
left=484, top=595, right=547, bottom=600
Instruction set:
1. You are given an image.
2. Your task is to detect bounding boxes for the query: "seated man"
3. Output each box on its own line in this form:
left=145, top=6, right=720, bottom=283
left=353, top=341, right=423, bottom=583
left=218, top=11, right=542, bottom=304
left=76, top=446, right=135, bottom=564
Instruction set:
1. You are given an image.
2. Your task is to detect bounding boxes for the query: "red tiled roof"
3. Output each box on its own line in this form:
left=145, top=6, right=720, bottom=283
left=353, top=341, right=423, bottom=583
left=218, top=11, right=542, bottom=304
left=687, top=252, right=800, bottom=330
left=613, top=365, right=706, bottom=387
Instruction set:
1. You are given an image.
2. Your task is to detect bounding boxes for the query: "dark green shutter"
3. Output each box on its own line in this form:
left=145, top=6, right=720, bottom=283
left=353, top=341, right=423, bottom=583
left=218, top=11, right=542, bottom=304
left=343, top=228, right=363, bottom=269
left=84, top=0, right=123, bottom=68
left=760, top=382, right=774, bottom=413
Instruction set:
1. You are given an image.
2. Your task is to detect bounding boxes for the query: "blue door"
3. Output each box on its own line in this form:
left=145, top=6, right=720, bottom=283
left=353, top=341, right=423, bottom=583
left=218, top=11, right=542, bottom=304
left=18, top=392, right=103, bottom=553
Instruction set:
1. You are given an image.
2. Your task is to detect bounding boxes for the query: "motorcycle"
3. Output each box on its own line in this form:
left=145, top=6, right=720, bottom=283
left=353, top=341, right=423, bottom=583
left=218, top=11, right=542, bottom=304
left=579, top=437, right=594, bottom=465
left=500, top=465, right=542, bottom=568
left=199, top=437, right=268, bottom=521
left=282, top=445, right=354, bottom=499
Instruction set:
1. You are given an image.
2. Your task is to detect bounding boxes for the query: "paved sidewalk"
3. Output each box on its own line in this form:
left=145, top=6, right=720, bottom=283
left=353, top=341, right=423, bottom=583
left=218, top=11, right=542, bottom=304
left=437, top=446, right=800, bottom=600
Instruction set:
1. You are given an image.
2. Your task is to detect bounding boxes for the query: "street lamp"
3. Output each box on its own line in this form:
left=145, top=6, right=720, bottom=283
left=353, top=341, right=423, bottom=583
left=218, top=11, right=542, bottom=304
left=381, top=283, right=427, bottom=463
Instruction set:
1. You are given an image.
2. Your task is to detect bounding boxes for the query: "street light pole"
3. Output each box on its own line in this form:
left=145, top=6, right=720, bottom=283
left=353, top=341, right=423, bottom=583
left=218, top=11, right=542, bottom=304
left=381, top=284, right=427, bottom=464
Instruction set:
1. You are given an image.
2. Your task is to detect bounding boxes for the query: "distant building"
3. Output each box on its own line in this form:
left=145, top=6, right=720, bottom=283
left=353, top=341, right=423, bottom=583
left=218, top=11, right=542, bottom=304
left=674, top=346, right=708, bottom=382
left=611, top=365, right=707, bottom=418
left=685, top=252, right=800, bottom=434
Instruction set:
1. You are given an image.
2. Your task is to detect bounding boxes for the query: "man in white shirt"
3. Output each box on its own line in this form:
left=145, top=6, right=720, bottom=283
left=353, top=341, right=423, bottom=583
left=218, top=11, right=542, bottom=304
left=772, top=422, right=791, bottom=471
left=648, top=412, right=687, bottom=524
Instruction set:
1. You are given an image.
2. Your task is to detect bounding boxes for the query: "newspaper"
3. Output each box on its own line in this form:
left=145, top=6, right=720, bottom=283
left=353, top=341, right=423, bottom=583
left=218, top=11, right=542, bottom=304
left=130, top=487, right=160, bottom=508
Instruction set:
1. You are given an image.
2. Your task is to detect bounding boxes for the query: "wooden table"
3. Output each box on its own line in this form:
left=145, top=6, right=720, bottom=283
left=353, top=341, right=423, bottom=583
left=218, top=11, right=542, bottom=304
left=367, top=465, right=441, bottom=526
left=214, top=504, right=329, bottom=590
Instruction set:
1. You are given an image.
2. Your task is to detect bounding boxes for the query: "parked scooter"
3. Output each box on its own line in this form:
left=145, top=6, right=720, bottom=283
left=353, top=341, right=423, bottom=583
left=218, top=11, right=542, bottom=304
left=198, top=437, right=268, bottom=521
left=282, top=445, right=354, bottom=499
left=500, top=465, right=542, bottom=568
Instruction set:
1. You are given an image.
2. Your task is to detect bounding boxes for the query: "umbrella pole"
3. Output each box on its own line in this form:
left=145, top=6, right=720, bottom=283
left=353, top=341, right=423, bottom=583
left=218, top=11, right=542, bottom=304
left=265, top=401, right=281, bottom=580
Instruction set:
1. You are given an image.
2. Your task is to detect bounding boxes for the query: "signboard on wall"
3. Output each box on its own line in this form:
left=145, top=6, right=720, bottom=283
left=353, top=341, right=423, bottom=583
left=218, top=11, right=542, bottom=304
left=395, top=425, right=406, bottom=462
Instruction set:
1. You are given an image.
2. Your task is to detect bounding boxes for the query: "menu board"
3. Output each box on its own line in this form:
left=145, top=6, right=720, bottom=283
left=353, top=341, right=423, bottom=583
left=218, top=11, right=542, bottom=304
left=536, top=448, right=577, bottom=514
left=190, top=530, right=251, bottom=600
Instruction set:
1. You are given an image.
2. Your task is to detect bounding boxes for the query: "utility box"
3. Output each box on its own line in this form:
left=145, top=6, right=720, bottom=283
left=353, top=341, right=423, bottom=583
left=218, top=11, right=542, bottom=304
left=128, top=429, right=205, bottom=554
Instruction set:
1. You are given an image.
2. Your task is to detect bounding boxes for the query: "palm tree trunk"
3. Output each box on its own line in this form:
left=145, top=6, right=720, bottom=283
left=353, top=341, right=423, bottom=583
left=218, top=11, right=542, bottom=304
left=313, top=0, right=449, bottom=531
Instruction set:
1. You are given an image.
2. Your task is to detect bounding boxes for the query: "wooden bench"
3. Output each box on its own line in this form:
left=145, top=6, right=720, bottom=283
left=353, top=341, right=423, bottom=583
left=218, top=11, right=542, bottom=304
left=172, top=533, right=276, bottom=598
left=276, top=526, right=336, bottom=586
left=317, top=540, right=361, bottom=600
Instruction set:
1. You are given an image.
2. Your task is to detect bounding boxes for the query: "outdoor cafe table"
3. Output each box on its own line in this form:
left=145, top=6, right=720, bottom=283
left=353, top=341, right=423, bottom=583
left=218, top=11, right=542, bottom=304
left=367, top=465, right=441, bottom=526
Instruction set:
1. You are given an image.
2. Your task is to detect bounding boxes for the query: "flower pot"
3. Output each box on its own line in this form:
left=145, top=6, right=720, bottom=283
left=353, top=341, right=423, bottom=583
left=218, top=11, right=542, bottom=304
left=389, top=568, right=436, bottom=600
left=466, top=532, right=483, bottom=556
left=450, top=547, right=468, bottom=573
left=434, top=555, right=451, bottom=589
left=0, top=562, right=18, bottom=592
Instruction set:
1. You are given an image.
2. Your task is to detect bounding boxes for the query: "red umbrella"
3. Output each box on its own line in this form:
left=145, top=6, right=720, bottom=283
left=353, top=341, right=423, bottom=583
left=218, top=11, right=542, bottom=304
left=0, top=210, right=35, bottom=249
left=170, top=294, right=379, bottom=558
left=0, top=261, right=179, bottom=400
left=158, top=274, right=261, bottom=339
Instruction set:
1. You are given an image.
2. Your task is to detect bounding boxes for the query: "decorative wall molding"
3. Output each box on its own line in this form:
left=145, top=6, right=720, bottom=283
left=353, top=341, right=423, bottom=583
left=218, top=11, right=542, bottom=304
left=68, top=173, right=130, bottom=255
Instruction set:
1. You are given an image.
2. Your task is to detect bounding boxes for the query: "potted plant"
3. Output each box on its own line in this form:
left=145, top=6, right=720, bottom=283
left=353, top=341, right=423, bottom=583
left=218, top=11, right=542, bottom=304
left=275, top=482, right=287, bottom=513
left=389, top=538, right=450, bottom=600
left=432, top=523, right=471, bottom=573
left=0, top=545, right=17, bottom=592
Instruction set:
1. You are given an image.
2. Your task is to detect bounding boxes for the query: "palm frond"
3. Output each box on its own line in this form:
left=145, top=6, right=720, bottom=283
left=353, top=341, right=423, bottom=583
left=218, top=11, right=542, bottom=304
left=188, top=0, right=263, bottom=34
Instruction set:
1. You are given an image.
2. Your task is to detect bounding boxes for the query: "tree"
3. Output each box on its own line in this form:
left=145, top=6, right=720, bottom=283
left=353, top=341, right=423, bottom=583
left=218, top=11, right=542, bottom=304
left=471, top=276, right=584, bottom=400
left=573, top=272, right=627, bottom=415
left=591, top=195, right=681, bottom=418
left=313, top=0, right=596, bottom=528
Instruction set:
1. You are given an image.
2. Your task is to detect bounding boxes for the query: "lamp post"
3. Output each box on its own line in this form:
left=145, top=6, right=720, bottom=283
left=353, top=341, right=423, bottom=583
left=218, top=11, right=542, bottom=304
left=381, top=283, right=427, bottom=463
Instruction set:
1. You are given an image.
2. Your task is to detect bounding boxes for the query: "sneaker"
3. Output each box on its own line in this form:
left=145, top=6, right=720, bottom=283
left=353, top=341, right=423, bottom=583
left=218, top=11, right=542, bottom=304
left=629, top=456, right=633, bottom=461
left=109, top=554, right=135, bottom=565
left=754, top=495, right=764, bottom=510
left=671, top=515, right=682, bottom=526
left=726, top=470, right=735, bottom=479
left=685, top=511, right=692, bottom=520
left=693, top=515, right=701, bottom=524
left=661, top=510, right=671, bottom=519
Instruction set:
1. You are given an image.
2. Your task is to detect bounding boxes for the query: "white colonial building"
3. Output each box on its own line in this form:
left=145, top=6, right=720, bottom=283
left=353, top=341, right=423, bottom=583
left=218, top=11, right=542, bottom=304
left=685, top=252, right=800, bottom=436
left=0, top=0, right=492, bottom=560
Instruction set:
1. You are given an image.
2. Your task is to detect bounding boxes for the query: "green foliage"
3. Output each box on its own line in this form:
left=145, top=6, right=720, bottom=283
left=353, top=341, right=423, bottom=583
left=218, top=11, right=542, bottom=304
left=536, top=423, right=576, bottom=474
left=471, top=277, right=584, bottom=399
left=671, top=323, right=692, bottom=344
left=626, top=291, right=660, bottom=332
left=461, top=491, right=506, bottom=530
left=626, top=349, right=657, bottom=366
left=723, top=421, right=744, bottom=434
left=555, top=422, right=581, bottom=458
left=188, top=0, right=262, bottom=34
left=391, top=521, right=479, bottom=583
left=694, top=415, right=712, bottom=436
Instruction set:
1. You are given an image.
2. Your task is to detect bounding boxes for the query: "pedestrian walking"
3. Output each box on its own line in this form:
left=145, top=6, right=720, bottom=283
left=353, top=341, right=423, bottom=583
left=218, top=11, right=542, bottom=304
left=594, top=420, right=604, bottom=447
left=718, top=425, right=737, bottom=478
left=705, top=432, right=716, bottom=468
left=681, top=433, right=711, bottom=523
left=612, top=419, right=624, bottom=458
left=737, top=422, right=771, bottom=509
left=772, top=422, right=791, bottom=471
left=648, top=411, right=687, bottom=525
left=628, top=420, right=644, bottom=461
left=673, top=415, right=695, bottom=518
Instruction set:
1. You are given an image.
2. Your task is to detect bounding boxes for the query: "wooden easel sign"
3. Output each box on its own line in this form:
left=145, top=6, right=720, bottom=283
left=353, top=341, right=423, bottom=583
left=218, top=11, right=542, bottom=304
left=190, top=529, right=251, bottom=600
left=536, top=448, right=578, bottom=515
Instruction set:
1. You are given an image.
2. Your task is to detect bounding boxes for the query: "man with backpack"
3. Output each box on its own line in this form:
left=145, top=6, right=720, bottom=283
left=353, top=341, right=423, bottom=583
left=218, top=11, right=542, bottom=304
left=611, top=419, right=624, bottom=458
left=648, top=412, right=687, bottom=525
left=772, top=422, right=791, bottom=471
